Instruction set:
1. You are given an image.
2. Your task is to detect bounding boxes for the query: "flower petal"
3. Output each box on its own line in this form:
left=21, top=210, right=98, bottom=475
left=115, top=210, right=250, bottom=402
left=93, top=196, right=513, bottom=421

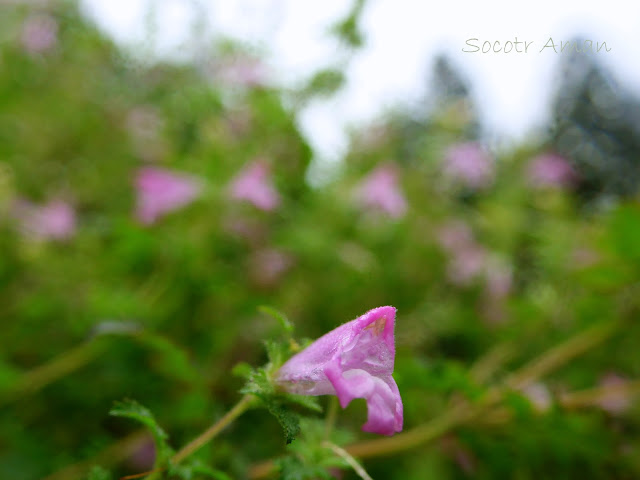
left=277, top=306, right=403, bottom=436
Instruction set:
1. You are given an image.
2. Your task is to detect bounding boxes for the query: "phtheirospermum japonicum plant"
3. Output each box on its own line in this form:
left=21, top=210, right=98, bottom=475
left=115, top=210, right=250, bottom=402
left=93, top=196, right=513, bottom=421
left=87, top=302, right=627, bottom=480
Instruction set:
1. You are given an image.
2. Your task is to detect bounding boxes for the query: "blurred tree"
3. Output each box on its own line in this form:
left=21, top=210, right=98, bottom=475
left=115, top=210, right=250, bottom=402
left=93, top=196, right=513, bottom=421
left=549, top=43, right=640, bottom=201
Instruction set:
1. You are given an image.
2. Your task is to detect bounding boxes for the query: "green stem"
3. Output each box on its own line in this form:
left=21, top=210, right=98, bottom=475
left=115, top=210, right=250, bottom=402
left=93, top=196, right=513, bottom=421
left=323, top=441, right=373, bottom=480
left=505, top=320, right=619, bottom=390
left=171, top=394, right=255, bottom=465
left=324, top=396, right=339, bottom=440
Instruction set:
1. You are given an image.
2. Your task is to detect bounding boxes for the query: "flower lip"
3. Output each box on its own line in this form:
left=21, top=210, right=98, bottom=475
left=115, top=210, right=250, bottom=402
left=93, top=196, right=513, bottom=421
left=277, top=306, right=403, bottom=436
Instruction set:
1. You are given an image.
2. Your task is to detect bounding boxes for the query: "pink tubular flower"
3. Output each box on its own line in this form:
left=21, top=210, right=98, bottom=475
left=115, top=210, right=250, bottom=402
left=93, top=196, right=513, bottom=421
left=277, top=306, right=403, bottom=436
left=354, top=165, right=407, bottom=218
left=443, top=142, right=494, bottom=189
left=135, top=167, right=202, bottom=225
left=527, top=153, right=575, bottom=188
left=14, top=199, right=76, bottom=241
left=228, top=160, right=280, bottom=211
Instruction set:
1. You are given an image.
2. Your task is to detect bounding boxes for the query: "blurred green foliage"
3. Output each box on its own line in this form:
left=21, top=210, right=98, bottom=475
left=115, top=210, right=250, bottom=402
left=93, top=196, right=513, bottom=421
left=1, top=2, right=640, bottom=480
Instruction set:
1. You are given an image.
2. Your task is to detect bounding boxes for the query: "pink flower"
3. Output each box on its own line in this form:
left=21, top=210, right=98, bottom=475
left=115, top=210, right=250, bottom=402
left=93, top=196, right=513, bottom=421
left=354, top=165, right=407, bottom=218
left=127, top=436, right=155, bottom=471
left=522, top=382, right=552, bottom=413
left=436, top=220, right=475, bottom=255
left=21, top=14, right=58, bottom=54
left=248, top=248, right=293, bottom=288
left=228, top=160, right=280, bottom=211
left=213, top=56, right=266, bottom=88
left=598, top=373, right=631, bottom=415
left=13, top=199, right=76, bottom=241
left=527, top=153, right=575, bottom=188
left=443, top=142, right=494, bottom=189
left=436, top=220, right=486, bottom=286
left=135, top=167, right=202, bottom=225
left=446, top=245, right=487, bottom=286
left=277, top=306, right=403, bottom=436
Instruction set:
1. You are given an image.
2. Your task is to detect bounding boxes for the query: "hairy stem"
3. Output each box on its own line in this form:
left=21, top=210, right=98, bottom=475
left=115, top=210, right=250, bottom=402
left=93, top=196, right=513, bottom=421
left=324, top=396, right=339, bottom=440
left=171, top=394, right=255, bottom=465
left=323, top=441, right=373, bottom=480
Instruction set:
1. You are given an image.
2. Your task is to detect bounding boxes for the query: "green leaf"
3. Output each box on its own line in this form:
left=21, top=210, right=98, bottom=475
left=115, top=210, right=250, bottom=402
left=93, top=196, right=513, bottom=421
left=263, top=398, right=301, bottom=444
left=239, top=367, right=273, bottom=397
left=302, top=69, right=345, bottom=98
left=238, top=367, right=301, bottom=443
left=264, top=340, right=290, bottom=369
left=258, top=305, right=294, bottom=334
left=109, top=399, right=173, bottom=468
left=330, top=0, right=366, bottom=48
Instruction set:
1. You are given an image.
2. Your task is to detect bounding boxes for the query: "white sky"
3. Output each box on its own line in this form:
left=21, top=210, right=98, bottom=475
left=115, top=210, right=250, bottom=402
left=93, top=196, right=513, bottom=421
left=81, top=0, right=640, bottom=164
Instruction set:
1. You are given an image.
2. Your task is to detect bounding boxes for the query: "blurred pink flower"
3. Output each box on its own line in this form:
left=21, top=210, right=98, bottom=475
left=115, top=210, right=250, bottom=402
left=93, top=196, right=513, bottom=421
left=447, top=244, right=487, bottom=286
left=522, top=382, right=553, bottom=413
left=278, top=306, right=403, bottom=436
left=249, top=248, right=293, bottom=288
left=14, top=199, right=76, bottom=241
left=135, top=167, right=202, bottom=225
left=213, top=56, right=266, bottom=88
left=228, top=160, right=280, bottom=211
left=527, top=153, right=575, bottom=188
left=443, top=142, right=494, bottom=189
left=127, top=436, right=155, bottom=471
left=354, top=165, right=407, bottom=218
left=437, top=220, right=513, bottom=297
left=437, top=220, right=486, bottom=286
left=21, top=14, right=58, bottom=54
left=598, top=373, right=632, bottom=415
left=436, top=220, right=475, bottom=253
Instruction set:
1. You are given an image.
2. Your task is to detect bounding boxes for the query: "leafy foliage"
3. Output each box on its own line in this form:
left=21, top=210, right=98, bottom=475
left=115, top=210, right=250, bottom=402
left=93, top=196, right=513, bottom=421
left=1, top=1, right=640, bottom=479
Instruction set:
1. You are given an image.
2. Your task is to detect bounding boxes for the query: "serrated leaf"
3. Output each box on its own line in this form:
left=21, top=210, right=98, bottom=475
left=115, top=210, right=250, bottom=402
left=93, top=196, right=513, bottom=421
left=258, top=305, right=294, bottom=334
left=239, top=367, right=273, bottom=397
left=109, top=399, right=173, bottom=467
left=264, top=340, right=290, bottom=369
left=263, top=398, right=301, bottom=444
